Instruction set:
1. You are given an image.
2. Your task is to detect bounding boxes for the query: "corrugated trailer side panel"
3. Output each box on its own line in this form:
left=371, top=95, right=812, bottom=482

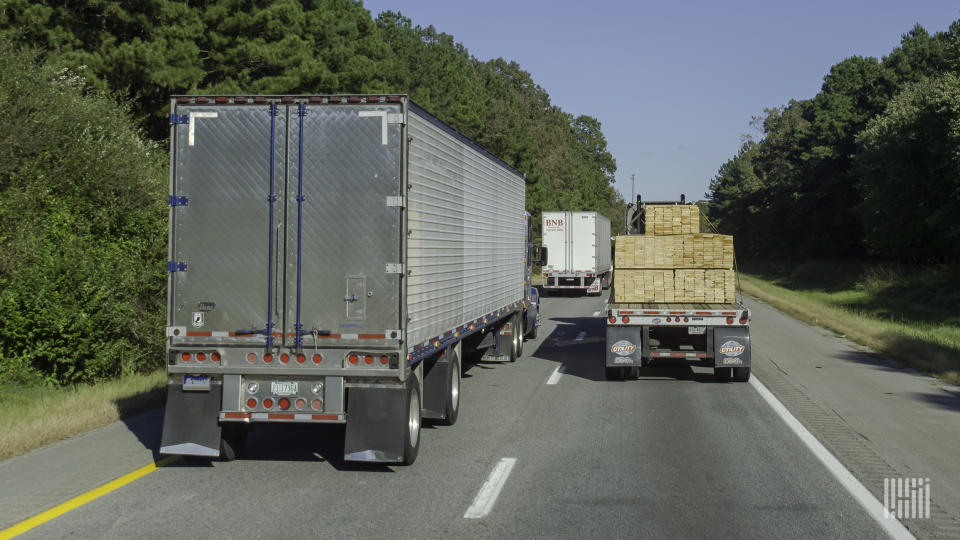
left=405, top=107, right=525, bottom=348
left=596, top=214, right=611, bottom=273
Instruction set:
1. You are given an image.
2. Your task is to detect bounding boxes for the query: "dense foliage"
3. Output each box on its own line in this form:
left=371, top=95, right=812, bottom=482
left=0, top=41, right=168, bottom=385
left=707, top=22, right=960, bottom=263
left=0, top=1, right=621, bottom=384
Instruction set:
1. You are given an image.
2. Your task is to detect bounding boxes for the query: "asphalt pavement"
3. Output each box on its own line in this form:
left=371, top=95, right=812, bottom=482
left=0, top=291, right=919, bottom=539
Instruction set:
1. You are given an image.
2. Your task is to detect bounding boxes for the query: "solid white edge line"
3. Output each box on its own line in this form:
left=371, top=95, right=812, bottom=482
left=546, top=365, right=565, bottom=385
left=749, top=377, right=914, bottom=540
left=575, top=331, right=586, bottom=341
left=464, top=458, right=518, bottom=519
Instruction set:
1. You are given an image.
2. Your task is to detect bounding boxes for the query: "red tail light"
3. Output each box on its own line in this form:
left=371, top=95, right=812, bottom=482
left=247, top=353, right=257, bottom=363
left=379, top=355, right=389, bottom=365
left=196, top=352, right=206, bottom=362
left=364, top=355, right=374, bottom=365
left=263, top=354, right=273, bottom=363
left=262, top=398, right=274, bottom=409
left=608, top=316, right=616, bottom=323
left=211, top=352, right=221, bottom=362
left=311, top=399, right=323, bottom=410
left=280, top=353, right=289, bottom=364
left=295, top=398, right=306, bottom=410
left=278, top=398, right=291, bottom=410
left=726, top=317, right=734, bottom=324
left=667, top=317, right=672, bottom=322
left=246, top=398, right=257, bottom=409
left=348, top=354, right=359, bottom=365
left=621, top=316, right=630, bottom=323
left=296, top=354, right=306, bottom=364
left=181, top=352, right=191, bottom=362
left=739, top=316, right=748, bottom=324
left=313, top=353, right=323, bottom=364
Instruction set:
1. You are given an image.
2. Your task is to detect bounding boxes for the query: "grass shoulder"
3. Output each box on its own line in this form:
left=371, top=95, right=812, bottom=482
left=739, top=260, right=960, bottom=385
left=0, top=370, right=166, bottom=462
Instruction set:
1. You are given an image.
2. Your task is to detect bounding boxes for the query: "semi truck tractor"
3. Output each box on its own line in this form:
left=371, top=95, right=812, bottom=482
left=160, top=94, right=539, bottom=465
left=541, top=211, right=611, bottom=295
left=604, top=196, right=751, bottom=382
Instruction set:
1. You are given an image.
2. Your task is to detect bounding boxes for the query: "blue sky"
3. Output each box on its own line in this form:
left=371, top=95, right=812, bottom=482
left=360, top=0, right=960, bottom=203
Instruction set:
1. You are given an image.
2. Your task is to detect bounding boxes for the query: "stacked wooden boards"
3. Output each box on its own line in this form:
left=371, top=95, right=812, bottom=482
left=613, top=205, right=736, bottom=303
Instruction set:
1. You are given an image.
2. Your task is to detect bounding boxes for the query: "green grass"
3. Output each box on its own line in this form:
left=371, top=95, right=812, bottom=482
left=740, top=261, right=960, bottom=385
left=0, top=370, right=166, bottom=462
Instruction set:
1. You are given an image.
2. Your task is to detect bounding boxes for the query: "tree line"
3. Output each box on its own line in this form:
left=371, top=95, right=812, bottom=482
left=706, top=20, right=960, bottom=263
left=0, top=0, right=621, bottom=385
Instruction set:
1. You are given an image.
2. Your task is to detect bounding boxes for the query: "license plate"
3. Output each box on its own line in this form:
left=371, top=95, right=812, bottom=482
left=688, top=326, right=706, bottom=335
left=183, top=375, right=211, bottom=391
left=271, top=381, right=298, bottom=396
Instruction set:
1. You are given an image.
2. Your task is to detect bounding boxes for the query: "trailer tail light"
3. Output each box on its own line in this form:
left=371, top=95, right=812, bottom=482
left=312, top=353, right=323, bottom=364
left=726, top=317, right=735, bottom=325
left=608, top=316, right=616, bottom=324
left=348, top=354, right=359, bottom=365
left=379, top=355, right=389, bottom=365
left=739, top=315, right=748, bottom=325
left=280, top=353, right=289, bottom=364
left=296, top=354, right=306, bottom=364
left=246, top=398, right=257, bottom=409
left=278, top=398, right=291, bottom=411
left=262, top=398, right=274, bottom=409
left=181, top=352, right=191, bottom=362
left=263, top=354, right=273, bottom=364
left=211, top=352, right=221, bottom=363
left=196, top=352, right=206, bottom=362
left=247, top=352, right=257, bottom=363
left=621, top=316, right=630, bottom=323
left=311, top=399, right=323, bottom=410
left=295, top=398, right=306, bottom=410
left=666, top=317, right=672, bottom=322
left=364, top=355, right=374, bottom=365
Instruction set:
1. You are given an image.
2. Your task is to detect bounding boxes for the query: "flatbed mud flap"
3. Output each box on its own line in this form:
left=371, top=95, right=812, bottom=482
left=344, top=385, right=406, bottom=463
left=605, top=325, right=641, bottom=366
left=160, top=380, right=223, bottom=457
left=714, top=327, right=750, bottom=367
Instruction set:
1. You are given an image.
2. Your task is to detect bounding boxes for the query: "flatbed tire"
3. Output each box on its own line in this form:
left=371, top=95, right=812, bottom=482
left=732, top=366, right=751, bottom=382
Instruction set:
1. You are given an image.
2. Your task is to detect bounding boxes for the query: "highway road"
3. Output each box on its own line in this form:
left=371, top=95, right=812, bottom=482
left=2, top=291, right=907, bottom=538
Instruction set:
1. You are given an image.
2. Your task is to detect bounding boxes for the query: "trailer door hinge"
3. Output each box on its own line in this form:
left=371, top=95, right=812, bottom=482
left=386, top=196, right=404, bottom=208
left=168, top=195, right=189, bottom=207
left=167, top=261, right=188, bottom=272
left=385, top=263, right=403, bottom=274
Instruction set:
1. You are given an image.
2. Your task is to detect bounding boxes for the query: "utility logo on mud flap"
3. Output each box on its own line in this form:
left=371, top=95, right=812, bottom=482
left=610, top=340, right=637, bottom=356
left=719, top=340, right=745, bottom=356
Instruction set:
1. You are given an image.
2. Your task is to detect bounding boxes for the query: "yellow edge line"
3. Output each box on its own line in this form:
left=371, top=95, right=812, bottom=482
left=0, top=455, right=180, bottom=540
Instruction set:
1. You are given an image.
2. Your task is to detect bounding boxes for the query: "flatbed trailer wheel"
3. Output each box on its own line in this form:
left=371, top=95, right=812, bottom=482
left=403, top=377, right=422, bottom=465
left=604, top=366, right=623, bottom=380
left=515, top=315, right=524, bottom=358
left=713, top=367, right=732, bottom=382
left=732, top=366, right=751, bottom=382
left=507, top=315, right=520, bottom=362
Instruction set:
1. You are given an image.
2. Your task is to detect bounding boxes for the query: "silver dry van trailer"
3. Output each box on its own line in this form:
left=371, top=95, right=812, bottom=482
left=160, top=94, right=539, bottom=465
left=541, top=211, right=611, bottom=295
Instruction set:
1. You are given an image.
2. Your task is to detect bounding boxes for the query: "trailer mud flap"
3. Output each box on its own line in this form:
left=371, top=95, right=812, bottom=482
left=606, top=325, right=641, bottom=367
left=344, top=385, right=406, bottom=463
left=714, top=327, right=750, bottom=367
left=160, top=381, right=223, bottom=457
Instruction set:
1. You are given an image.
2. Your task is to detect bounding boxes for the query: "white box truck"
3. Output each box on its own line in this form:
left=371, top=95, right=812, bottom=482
left=160, top=94, right=540, bottom=465
left=541, top=211, right=611, bottom=295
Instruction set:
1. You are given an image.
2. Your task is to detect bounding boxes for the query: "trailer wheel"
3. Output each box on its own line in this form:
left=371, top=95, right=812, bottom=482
left=604, top=366, right=623, bottom=380
left=528, top=315, right=539, bottom=340
left=439, top=354, right=460, bottom=426
left=624, top=366, right=639, bottom=380
left=713, top=367, right=732, bottom=382
left=516, top=316, right=524, bottom=357
left=219, top=424, right=248, bottom=462
left=732, top=366, right=751, bottom=382
left=507, top=315, right=520, bottom=362
left=403, top=377, right=422, bottom=465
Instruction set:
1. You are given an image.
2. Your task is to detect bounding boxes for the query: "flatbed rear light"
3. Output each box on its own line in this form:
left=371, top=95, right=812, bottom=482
left=278, top=398, right=291, bottom=410
left=181, top=352, right=191, bottom=362
left=263, top=354, right=273, bottom=364
left=312, top=353, right=323, bottom=364
left=262, top=398, right=274, bottom=409
left=247, top=352, right=257, bottom=363
left=621, top=316, right=630, bottom=323
left=246, top=398, right=257, bottom=409
left=608, top=316, right=616, bottom=323
left=726, top=317, right=734, bottom=324
left=196, top=352, right=206, bottom=362
left=348, top=354, right=359, bottom=365
left=211, top=352, right=221, bottom=362
left=280, top=353, right=290, bottom=364
left=296, top=354, right=306, bottom=364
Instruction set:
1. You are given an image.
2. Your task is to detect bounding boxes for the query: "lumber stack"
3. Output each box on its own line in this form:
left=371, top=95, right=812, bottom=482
left=613, top=205, right=736, bottom=303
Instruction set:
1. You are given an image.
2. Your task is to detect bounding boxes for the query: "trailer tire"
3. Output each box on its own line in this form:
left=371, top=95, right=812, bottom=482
left=439, top=355, right=461, bottom=426
left=624, top=366, right=639, bottom=380
left=507, top=315, right=520, bottom=362
left=219, top=424, right=248, bottom=462
left=604, top=366, right=623, bottom=380
left=516, top=316, right=524, bottom=358
left=713, top=367, right=732, bottom=382
left=528, top=315, right=539, bottom=340
left=732, top=366, right=751, bottom=382
left=403, top=377, right=422, bottom=465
